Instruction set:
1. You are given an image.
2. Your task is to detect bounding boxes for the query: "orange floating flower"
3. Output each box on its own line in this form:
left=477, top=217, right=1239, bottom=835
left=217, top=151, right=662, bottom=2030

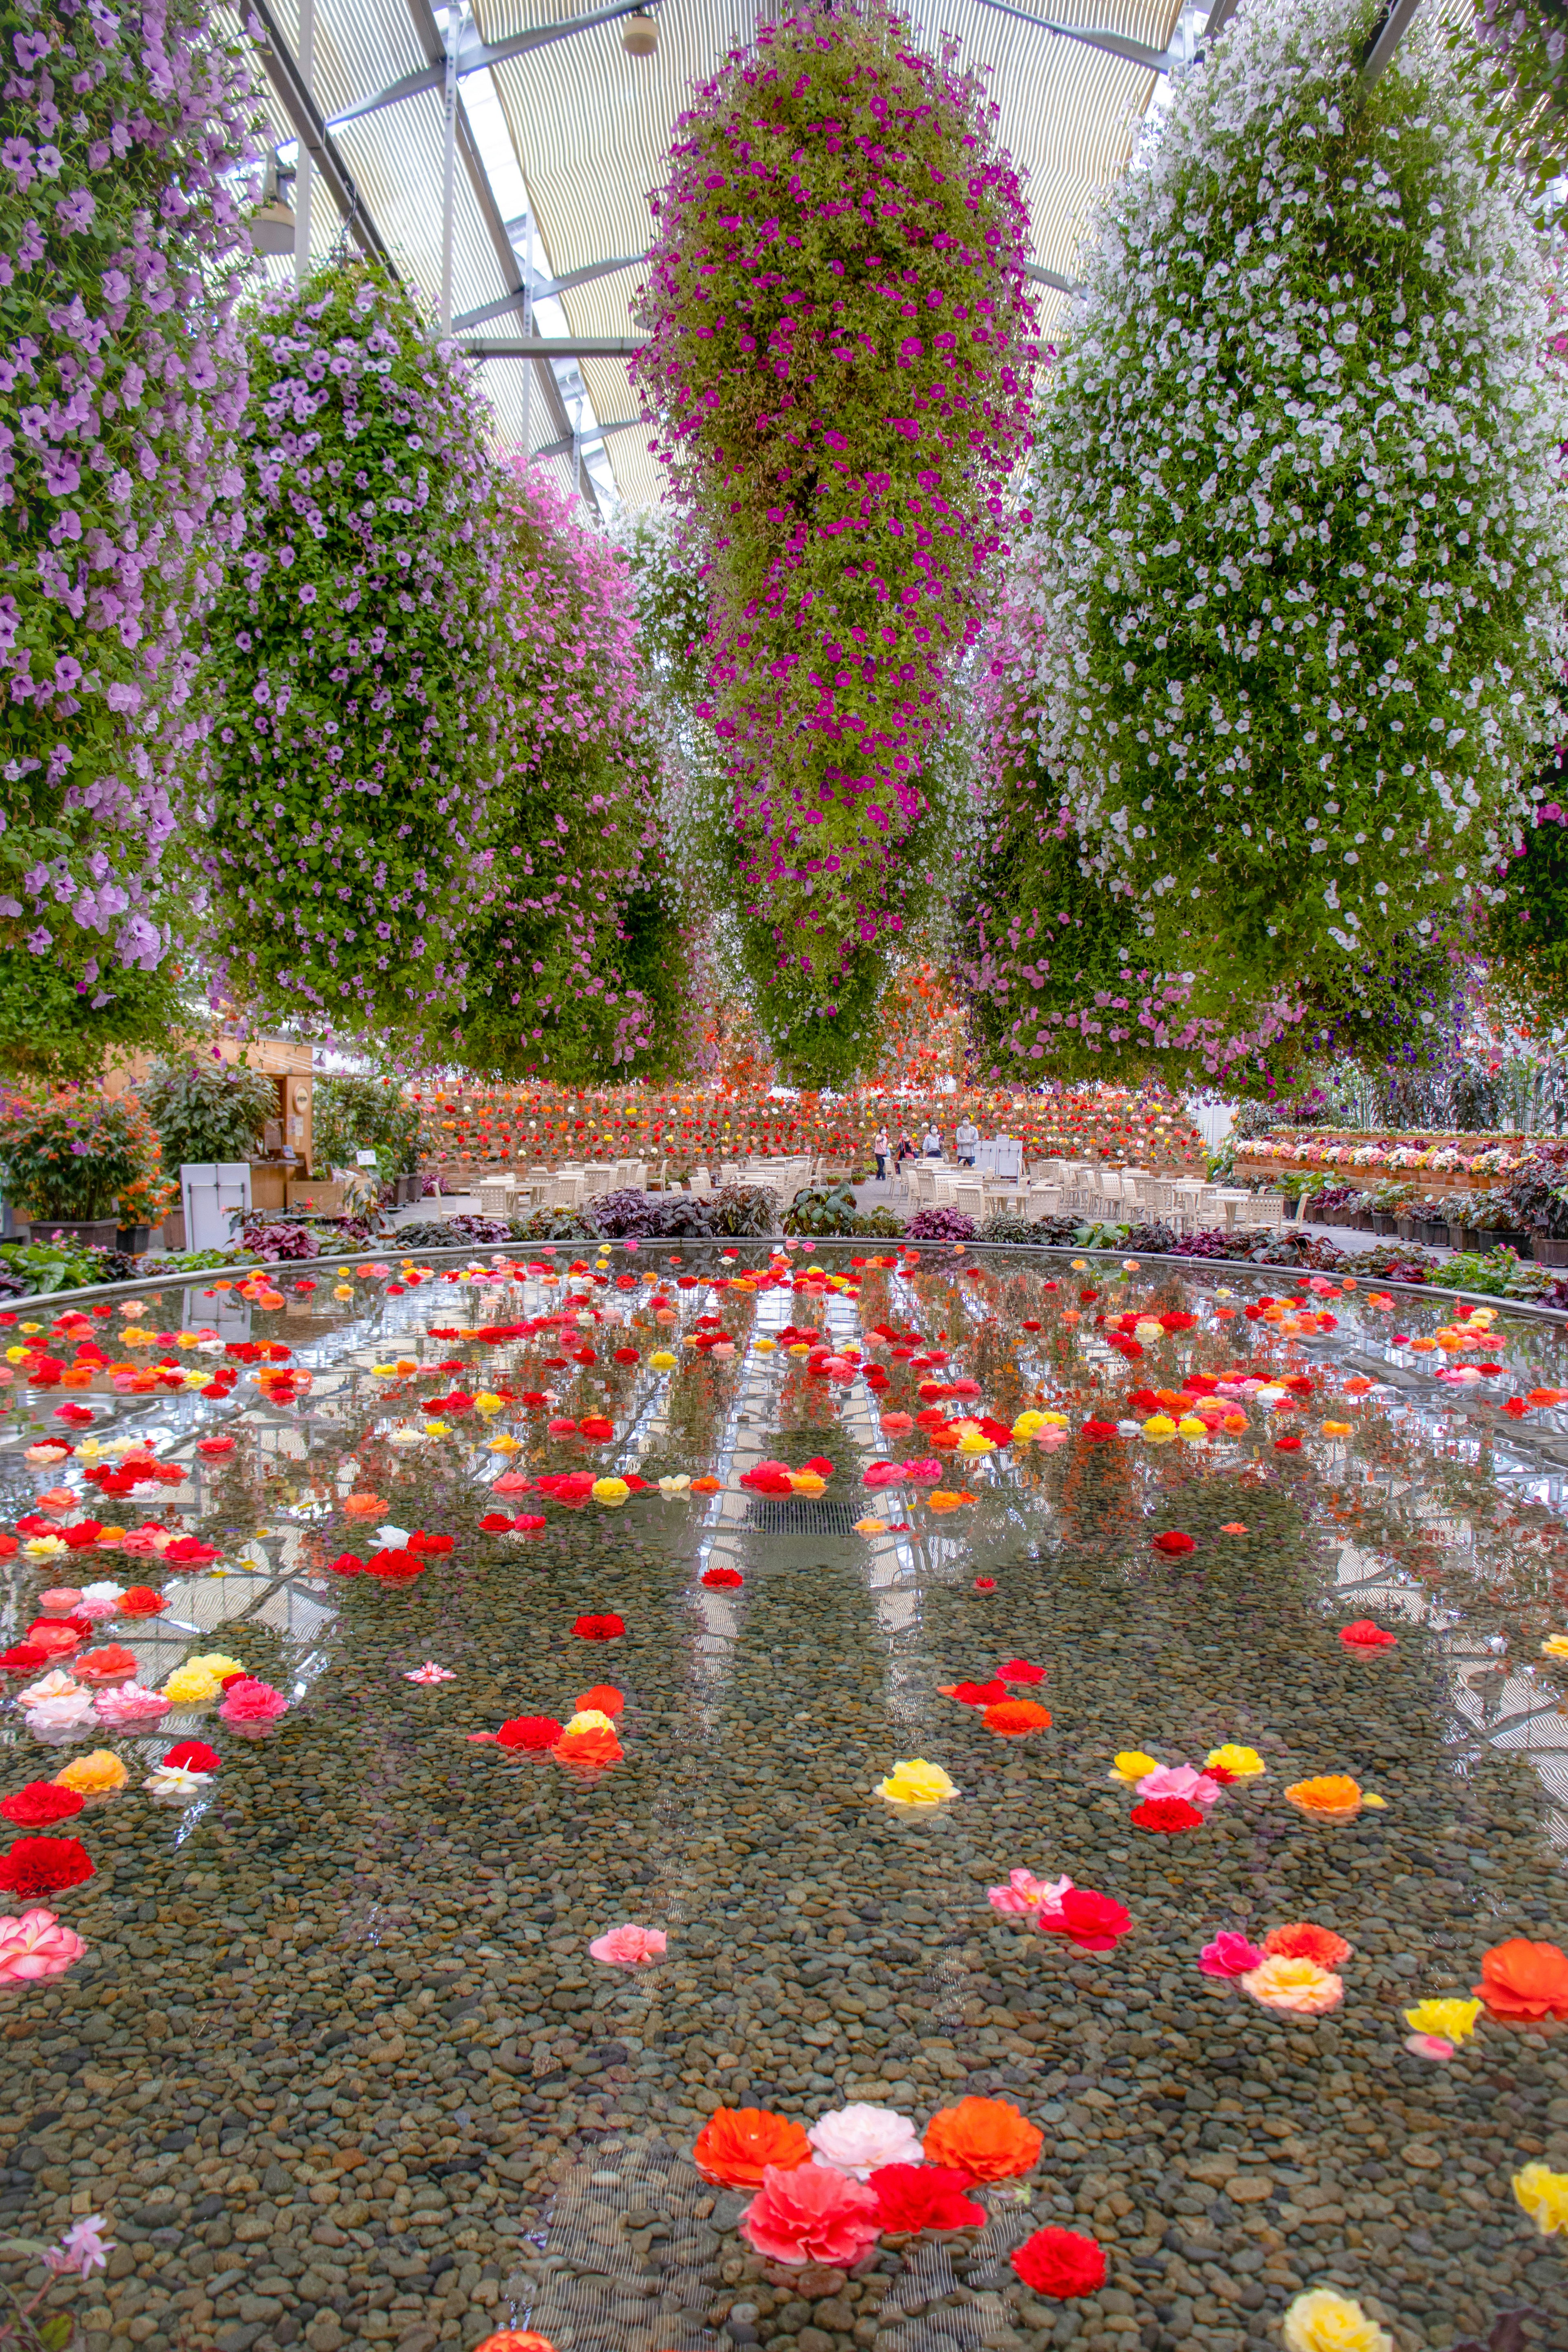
left=1473, top=1938, right=1568, bottom=2022
left=982, top=1699, right=1052, bottom=1738
left=576, top=1684, right=624, bottom=1718
left=692, top=2105, right=812, bottom=2189
left=690, top=1475, right=722, bottom=1494
left=922, top=2096, right=1042, bottom=2184
left=343, top=1493, right=388, bottom=1518
left=551, top=1727, right=622, bottom=1772
left=1265, top=1921, right=1352, bottom=1967
left=1283, top=1774, right=1363, bottom=1822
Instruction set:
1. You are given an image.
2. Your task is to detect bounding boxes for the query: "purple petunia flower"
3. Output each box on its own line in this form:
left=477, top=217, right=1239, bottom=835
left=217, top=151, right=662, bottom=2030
left=55, top=187, right=96, bottom=234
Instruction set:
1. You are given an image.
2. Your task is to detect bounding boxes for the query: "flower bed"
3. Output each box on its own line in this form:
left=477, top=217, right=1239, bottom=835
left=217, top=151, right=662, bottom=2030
left=1236, top=1132, right=1532, bottom=1190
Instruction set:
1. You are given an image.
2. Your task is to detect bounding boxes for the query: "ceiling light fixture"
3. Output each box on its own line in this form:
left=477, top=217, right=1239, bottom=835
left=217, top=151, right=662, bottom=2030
left=621, top=8, right=657, bottom=56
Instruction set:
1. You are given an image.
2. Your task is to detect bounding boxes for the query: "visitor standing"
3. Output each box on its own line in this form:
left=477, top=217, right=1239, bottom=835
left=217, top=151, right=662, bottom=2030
left=923, top=1122, right=942, bottom=1158
left=956, top=1115, right=979, bottom=1167
left=873, top=1127, right=890, bottom=1181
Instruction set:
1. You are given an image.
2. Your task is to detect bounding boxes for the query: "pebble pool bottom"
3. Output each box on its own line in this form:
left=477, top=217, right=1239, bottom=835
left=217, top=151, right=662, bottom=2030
left=0, top=1242, right=1564, bottom=2352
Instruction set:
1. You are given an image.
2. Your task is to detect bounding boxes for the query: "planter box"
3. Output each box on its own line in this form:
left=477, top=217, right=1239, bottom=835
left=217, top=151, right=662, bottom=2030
left=161, top=1210, right=187, bottom=1252
left=287, top=1179, right=346, bottom=1215
left=1475, top=1229, right=1527, bottom=1256
left=116, top=1225, right=155, bottom=1254
left=1352, top=1212, right=1374, bottom=1231
left=1454, top=1227, right=1483, bottom=1254
left=1372, top=1213, right=1398, bottom=1236
left=30, top=1218, right=119, bottom=1252
left=1395, top=1217, right=1418, bottom=1242
left=1418, top=1221, right=1449, bottom=1247
left=1530, top=1235, right=1568, bottom=1266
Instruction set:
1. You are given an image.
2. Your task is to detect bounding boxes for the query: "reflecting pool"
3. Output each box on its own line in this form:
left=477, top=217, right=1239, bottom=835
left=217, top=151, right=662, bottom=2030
left=0, top=1242, right=1564, bottom=2352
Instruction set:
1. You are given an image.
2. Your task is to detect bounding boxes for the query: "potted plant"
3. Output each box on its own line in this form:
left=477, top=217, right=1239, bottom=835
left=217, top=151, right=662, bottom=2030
left=0, top=1087, right=174, bottom=1250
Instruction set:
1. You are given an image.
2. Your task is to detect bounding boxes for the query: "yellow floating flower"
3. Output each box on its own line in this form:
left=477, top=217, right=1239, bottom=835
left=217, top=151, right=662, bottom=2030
left=649, top=1350, right=677, bottom=1371
left=1011, top=1410, right=1046, bottom=1439
left=1403, top=1998, right=1481, bottom=2044
left=875, top=1759, right=958, bottom=1809
left=787, top=1342, right=812, bottom=1357
left=1205, top=1744, right=1265, bottom=1778
left=371, top=1363, right=400, bottom=1377
left=1513, top=2161, right=1568, bottom=2236
left=193, top=1652, right=245, bottom=1682
left=488, top=1434, right=521, bottom=1454
left=1321, top=1420, right=1352, bottom=1437
left=956, top=1431, right=995, bottom=1456
left=1133, top=1319, right=1165, bottom=1342
left=333, top=1285, right=354, bottom=1301
left=592, top=1478, right=630, bottom=1508
left=1541, top=1634, right=1568, bottom=1658
left=424, top=1420, right=451, bottom=1437
left=1141, top=1414, right=1176, bottom=1441
left=562, top=1709, right=616, bottom=1737
left=753, top=1337, right=777, bottom=1353
left=1176, top=1417, right=1207, bottom=1440
left=790, top=1470, right=827, bottom=1497
left=473, top=1392, right=506, bottom=1416
left=1109, top=1750, right=1158, bottom=1785
left=54, top=1749, right=128, bottom=1798
left=855, top=1516, right=889, bottom=1535
left=24, top=1536, right=68, bottom=1559
left=1281, top=2287, right=1393, bottom=2352
left=1039, top=1410, right=1069, bottom=1428
left=3, top=1345, right=29, bottom=1364
left=162, top=1662, right=225, bottom=1706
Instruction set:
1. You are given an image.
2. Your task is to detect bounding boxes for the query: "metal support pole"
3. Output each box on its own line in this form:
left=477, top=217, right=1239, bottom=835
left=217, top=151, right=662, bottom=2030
left=295, top=0, right=314, bottom=286
left=439, top=4, right=459, bottom=334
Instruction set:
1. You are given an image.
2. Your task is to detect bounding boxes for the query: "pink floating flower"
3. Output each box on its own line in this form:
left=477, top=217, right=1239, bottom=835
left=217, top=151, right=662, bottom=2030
left=91, top=1683, right=170, bottom=1731
left=588, top=1923, right=668, bottom=1967
left=218, top=1677, right=289, bottom=1737
left=1404, top=2031, right=1454, bottom=2061
left=806, top=2103, right=923, bottom=2178
left=1240, top=1956, right=1344, bottom=2015
left=404, top=1662, right=456, bottom=1684
left=0, top=1907, right=87, bottom=1984
left=862, top=1461, right=903, bottom=1488
left=988, top=1869, right=1073, bottom=1918
left=901, top=1457, right=944, bottom=1483
left=1198, top=1931, right=1265, bottom=1980
left=1136, top=1762, right=1222, bottom=1811
left=739, top=2161, right=882, bottom=2268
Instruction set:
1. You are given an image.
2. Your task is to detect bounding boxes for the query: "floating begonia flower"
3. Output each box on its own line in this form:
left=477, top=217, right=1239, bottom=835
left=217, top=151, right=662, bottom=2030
left=693, top=2106, right=812, bottom=2188
left=589, top=1923, right=667, bottom=1967
left=1266, top=1922, right=1351, bottom=1967
left=1205, top=1744, right=1265, bottom=1777
left=1131, top=1795, right=1205, bottom=1834
left=577, top=1684, right=624, bottom=1717
left=24, top=1690, right=98, bottom=1744
left=1037, top=1887, right=1132, bottom=1953
left=1281, top=2288, right=1392, bottom=2352
left=405, top=1663, right=456, bottom=1684
left=1136, top=1763, right=1221, bottom=1811
left=739, top=2160, right=882, bottom=2268
left=162, top=1741, right=219, bottom=1773
left=1473, top=1938, right=1568, bottom=2022
left=1150, top=1530, right=1195, bottom=1556
left=702, top=1567, right=743, bottom=1588
left=923, top=2096, right=1042, bottom=2183
left=973, top=1576, right=996, bottom=1591
left=93, top=1683, right=169, bottom=1732
left=552, top=1724, right=621, bottom=1772
left=52, top=1751, right=127, bottom=1802
left=72, top=1645, right=138, bottom=1688
left=867, top=2163, right=985, bottom=2234
left=1241, top=1956, right=1343, bottom=2015
left=943, top=1679, right=1009, bottom=1708
left=1283, top=1775, right=1365, bottom=1822
left=806, top=2103, right=923, bottom=2178
left=989, top=1869, right=1072, bottom=1918
left=1199, top=1932, right=1265, bottom=1979
left=1403, top=2031, right=1456, bottom=2062
left=1338, top=1619, right=1397, bottom=1652
left=219, top=1678, right=289, bottom=1737
left=18, top=1668, right=83, bottom=1711
left=875, top=1759, right=958, bottom=1809
left=999, top=1657, right=1046, bottom=1684
left=472, top=2333, right=558, bottom=2352
left=1109, top=1751, right=1158, bottom=1785
left=497, top=1716, right=563, bottom=1751
left=0, top=1907, right=87, bottom=1984
left=144, top=1764, right=212, bottom=1805
left=573, top=1614, right=624, bottom=1642
left=1010, top=2226, right=1107, bottom=2299
left=0, top=1836, right=94, bottom=1898
left=1512, top=2161, right=1568, bottom=2236
left=117, top=1586, right=167, bottom=1617
left=659, top=1476, right=692, bottom=1497
left=1403, top=1997, right=1480, bottom=2045
left=983, top=1699, right=1052, bottom=1738
left=0, top=1782, right=85, bottom=1829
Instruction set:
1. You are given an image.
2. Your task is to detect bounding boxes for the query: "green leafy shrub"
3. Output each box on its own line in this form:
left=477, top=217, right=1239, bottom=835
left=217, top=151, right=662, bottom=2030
left=139, top=1056, right=276, bottom=1170
left=785, top=1182, right=864, bottom=1238
left=313, top=1075, right=421, bottom=1178
left=0, top=1089, right=171, bottom=1225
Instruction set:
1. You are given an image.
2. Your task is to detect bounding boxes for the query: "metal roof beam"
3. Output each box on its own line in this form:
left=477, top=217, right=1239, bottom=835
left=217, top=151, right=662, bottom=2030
left=1025, top=261, right=1080, bottom=296
left=969, top=0, right=1175, bottom=73
left=326, top=0, right=655, bottom=131
left=1360, top=0, right=1423, bottom=85
left=401, top=0, right=604, bottom=516
left=246, top=0, right=394, bottom=266
left=454, top=252, right=647, bottom=333
left=466, top=336, right=641, bottom=359
left=531, top=415, right=643, bottom=460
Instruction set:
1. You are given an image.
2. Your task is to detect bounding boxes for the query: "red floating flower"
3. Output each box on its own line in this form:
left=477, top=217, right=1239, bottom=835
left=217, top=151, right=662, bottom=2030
left=973, top=1577, right=996, bottom=1592
left=1274, top=1435, right=1302, bottom=1453
left=701, top=1568, right=743, bottom=1588
left=1011, top=2226, right=1107, bottom=2300
left=0, top=1835, right=94, bottom=1897
left=1038, top=1889, right=1132, bottom=1953
left=0, top=1783, right=85, bottom=1828
left=498, top=1716, right=564, bottom=1751
left=1000, top=1657, right=1045, bottom=1684
left=327, top=1552, right=365, bottom=1577
left=1080, top=1419, right=1119, bottom=1441
left=365, top=1550, right=425, bottom=1583
left=164, top=1741, right=220, bottom=1773
left=1130, top=1796, right=1206, bottom=1835
left=613, top=1348, right=640, bottom=1365
left=1338, top=1619, right=1397, bottom=1652
left=0, top=1645, right=49, bottom=1673
left=946, top=1679, right=1009, bottom=1708
left=573, top=1614, right=625, bottom=1642
left=1150, top=1531, right=1195, bottom=1557
left=117, top=1586, right=167, bottom=1617
left=1264, top=1921, right=1351, bottom=1967
left=984, top=1699, right=1052, bottom=1738
left=578, top=1417, right=614, bottom=1443
left=868, top=2163, right=986, bottom=2234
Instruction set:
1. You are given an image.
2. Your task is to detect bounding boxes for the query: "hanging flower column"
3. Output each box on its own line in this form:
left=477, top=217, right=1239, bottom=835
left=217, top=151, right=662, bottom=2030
left=205, top=263, right=505, bottom=1044
left=0, top=0, right=259, bottom=1073
left=635, top=0, right=1037, bottom=1076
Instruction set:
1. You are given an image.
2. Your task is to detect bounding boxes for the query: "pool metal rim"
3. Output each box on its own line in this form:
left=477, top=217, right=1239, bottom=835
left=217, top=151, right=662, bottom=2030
left=9, top=1238, right=1567, bottom=1319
